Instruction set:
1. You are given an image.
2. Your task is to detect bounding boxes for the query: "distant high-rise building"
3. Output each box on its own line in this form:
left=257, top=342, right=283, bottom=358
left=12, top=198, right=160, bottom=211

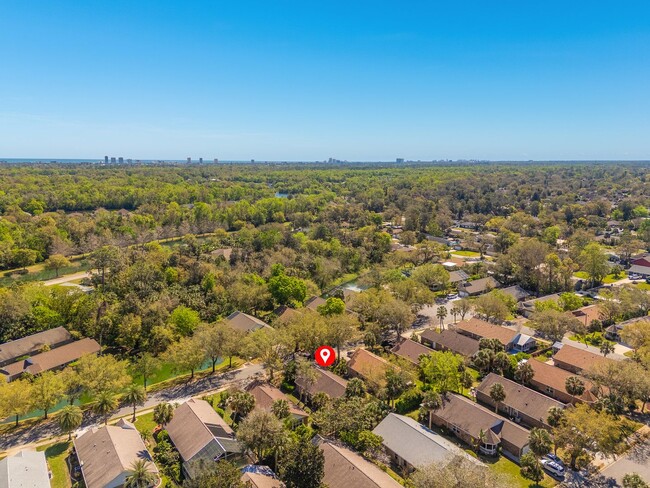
left=213, top=158, right=219, bottom=164
left=199, top=157, right=203, bottom=164
left=396, top=158, right=404, bottom=163
left=104, top=156, right=108, bottom=164
left=187, top=157, right=191, bottom=164
left=118, top=157, right=124, bottom=164
left=110, top=157, right=116, bottom=164
left=127, top=159, right=132, bottom=164
left=251, top=159, right=255, bottom=163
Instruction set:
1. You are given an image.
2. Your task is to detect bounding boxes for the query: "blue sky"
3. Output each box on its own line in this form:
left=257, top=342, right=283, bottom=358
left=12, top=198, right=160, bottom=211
left=1, top=1, right=649, bottom=161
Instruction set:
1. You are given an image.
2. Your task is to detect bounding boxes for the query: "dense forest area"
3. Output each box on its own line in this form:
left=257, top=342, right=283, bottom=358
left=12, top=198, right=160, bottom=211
left=1, top=163, right=649, bottom=270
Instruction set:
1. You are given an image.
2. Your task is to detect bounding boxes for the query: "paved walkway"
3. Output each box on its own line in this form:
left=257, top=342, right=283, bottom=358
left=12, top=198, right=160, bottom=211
left=0, top=362, right=264, bottom=455
left=42, top=271, right=92, bottom=286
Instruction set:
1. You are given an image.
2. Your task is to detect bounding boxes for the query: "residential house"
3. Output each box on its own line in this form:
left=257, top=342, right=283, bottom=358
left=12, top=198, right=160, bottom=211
left=511, top=333, right=537, bottom=353
left=1, top=338, right=101, bottom=382
left=629, top=256, right=650, bottom=277
left=304, top=296, right=327, bottom=311
left=500, top=286, right=531, bottom=303
left=390, top=338, right=433, bottom=365
left=273, top=305, right=300, bottom=324
left=240, top=466, right=284, bottom=488
left=454, top=318, right=518, bottom=350
left=226, top=311, right=272, bottom=333
left=527, top=360, right=598, bottom=404
left=0, top=327, right=72, bottom=367
left=429, top=394, right=530, bottom=460
left=568, top=305, right=602, bottom=329
left=166, top=398, right=243, bottom=479
left=458, top=277, right=501, bottom=297
left=605, top=316, right=648, bottom=343
left=449, top=270, right=469, bottom=286
left=372, top=413, right=480, bottom=473
left=210, top=248, right=233, bottom=261
left=420, top=329, right=480, bottom=358
left=347, top=349, right=392, bottom=388
left=74, top=419, right=159, bottom=488
left=0, top=449, right=51, bottom=488
left=295, top=367, right=348, bottom=401
left=246, top=381, right=308, bottom=424
left=316, top=437, right=402, bottom=488
left=475, top=374, right=566, bottom=429
left=552, top=344, right=614, bottom=374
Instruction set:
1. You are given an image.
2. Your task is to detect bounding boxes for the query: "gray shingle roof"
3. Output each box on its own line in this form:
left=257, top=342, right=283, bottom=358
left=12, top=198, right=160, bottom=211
left=372, top=413, right=479, bottom=469
left=0, top=327, right=72, bottom=365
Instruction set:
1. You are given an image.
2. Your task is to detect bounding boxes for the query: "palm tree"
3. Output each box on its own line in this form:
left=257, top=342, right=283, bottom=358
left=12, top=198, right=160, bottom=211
left=514, top=361, right=534, bottom=385
left=489, top=382, right=506, bottom=413
left=123, top=384, right=146, bottom=422
left=528, top=428, right=552, bottom=458
left=546, top=406, right=566, bottom=455
left=450, top=306, right=460, bottom=324
left=565, top=376, right=585, bottom=405
left=227, top=390, right=255, bottom=423
left=436, top=306, right=448, bottom=331
left=58, top=405, right=83, bottom=440
left=94, top=391, right=118, bottom=425
left=125, top=459, right=156, bottom=488
left=153, top=402, right=175, bottom=428
left=600, top=340, right=615, bottom=358
left=421, top=390, right=442, bottom=428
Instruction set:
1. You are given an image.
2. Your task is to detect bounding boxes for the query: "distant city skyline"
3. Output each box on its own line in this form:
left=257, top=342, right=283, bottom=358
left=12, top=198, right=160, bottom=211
left=1, top=1, right=649, bottom=160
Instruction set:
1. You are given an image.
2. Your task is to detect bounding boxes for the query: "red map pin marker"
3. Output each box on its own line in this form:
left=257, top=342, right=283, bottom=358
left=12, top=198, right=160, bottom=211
left=314, top=345, right=336, bottom=367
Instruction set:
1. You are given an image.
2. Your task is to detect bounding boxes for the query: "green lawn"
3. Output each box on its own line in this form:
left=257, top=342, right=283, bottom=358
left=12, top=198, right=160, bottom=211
left=603, top=271, right=626, bottom=283
left=453, top=250, right=481, bottom=257
left=574, top=271, right=589, bottom=279
left=38, top=441, right=73, bottom=488
left=134, top=411, right=158, bottom=436
left=483, top=454, right=556, bottom=488
left=634, top=282, right=650, bottom=291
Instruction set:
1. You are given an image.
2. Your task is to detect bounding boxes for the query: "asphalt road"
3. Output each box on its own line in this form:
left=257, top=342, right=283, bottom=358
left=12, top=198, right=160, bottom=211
left=0, top=362, right=264, bottom=454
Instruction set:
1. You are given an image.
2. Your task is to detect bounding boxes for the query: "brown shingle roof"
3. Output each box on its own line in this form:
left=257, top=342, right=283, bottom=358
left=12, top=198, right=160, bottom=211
left=166, top=398, right=235, bottom=462
left=454, top=318, right=517, bottom=347
left=246, top=382, right=308, bottom=419
left=527, top=360, right=598, bottom=403
left=74, top=419, right=158, bottom=488
left=553, top=344, right=613, bottom=373
left=420, top=329, right=480, bottom=357
left=390, top=339, right=433, bottom=364
left=1, top=338, right=100, bottom=380
left=304, top=296, right=327, bottom=311
left=296, top=368, right=348, bottom=399
left=567, top=305, right=601, bottom=326
left=0, top=327, right=72, bottom=365
left=434, top=394, right=529, bottom=452
left=226, top=311, right=271, bottom=333
left=317, top=439, right=402, bottom=488
left=460, top=277, right=501, bottom=295
left=347, top=349, right=391, bottom=382
left=241, top=472, right=284, bottom=488
left=476, top=373, right=565, bottom=424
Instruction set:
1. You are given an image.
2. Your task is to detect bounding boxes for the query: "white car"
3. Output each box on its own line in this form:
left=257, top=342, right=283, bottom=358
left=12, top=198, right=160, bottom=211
left=541, top=459, right=565, bottom=478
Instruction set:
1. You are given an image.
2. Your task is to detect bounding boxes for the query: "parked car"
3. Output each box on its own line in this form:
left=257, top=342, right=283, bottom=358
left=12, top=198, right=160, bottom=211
left=541, top=459, right=565, bottom=478
left=629, top=274, right=641, bottom=280
left=447, top=293, right=459, bottom=300
left=544, top=453, right=565, bottom=467
left=646, top=277, right=650, bottom=284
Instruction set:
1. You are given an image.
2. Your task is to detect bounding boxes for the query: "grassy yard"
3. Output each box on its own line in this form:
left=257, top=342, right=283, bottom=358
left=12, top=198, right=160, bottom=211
left=634, top=282, right=650, bottom=291
left=38, top=441, right=74, bottom=488
left=603, top=271, right=627, bottom=283
left=480, top=453, right=556, bottom=488
left=452, top=250, right=481, bottom=257
left=134, top=411, right=158, bottom=436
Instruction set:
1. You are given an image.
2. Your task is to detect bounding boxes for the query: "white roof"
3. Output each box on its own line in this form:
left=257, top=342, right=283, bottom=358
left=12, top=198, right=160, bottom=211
left=514, top=333, right=535, bottom=346
left=0, top=450, right=51, bottom=488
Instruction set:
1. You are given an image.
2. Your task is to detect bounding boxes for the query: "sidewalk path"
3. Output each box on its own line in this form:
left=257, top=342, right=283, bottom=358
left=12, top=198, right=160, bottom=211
left=0, top=362, right=264, bottom=454
left=43, top=271, right=92, bottom=286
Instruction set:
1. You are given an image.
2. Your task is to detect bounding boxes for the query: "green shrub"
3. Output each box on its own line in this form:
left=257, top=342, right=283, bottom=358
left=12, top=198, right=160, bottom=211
left=395, top=389, right=423, bottom=414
